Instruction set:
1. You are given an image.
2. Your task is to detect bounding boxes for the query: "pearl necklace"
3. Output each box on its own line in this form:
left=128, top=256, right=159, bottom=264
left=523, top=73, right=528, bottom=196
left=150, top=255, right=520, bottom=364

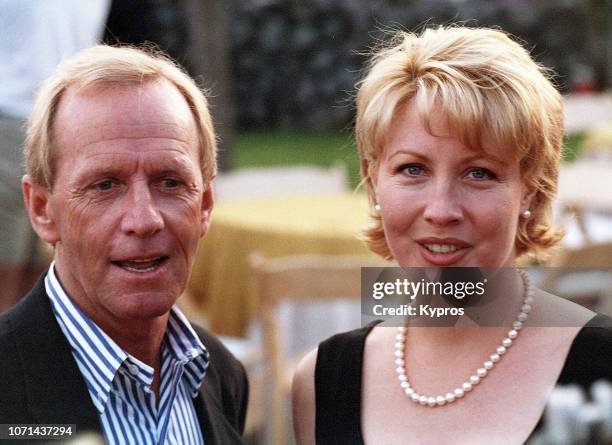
left=394, top=269, right=533, bottom=407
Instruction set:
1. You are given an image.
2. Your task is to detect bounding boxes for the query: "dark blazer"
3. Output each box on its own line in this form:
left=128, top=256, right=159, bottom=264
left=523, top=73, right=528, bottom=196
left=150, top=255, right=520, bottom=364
left=0, top=276, right=248, bottom=444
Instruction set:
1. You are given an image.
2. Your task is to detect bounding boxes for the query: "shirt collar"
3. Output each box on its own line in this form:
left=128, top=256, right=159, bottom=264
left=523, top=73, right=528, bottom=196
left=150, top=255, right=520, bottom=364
left=45, top=262, right=209, bottom=410
left=164, top=305, right=210, bottom=397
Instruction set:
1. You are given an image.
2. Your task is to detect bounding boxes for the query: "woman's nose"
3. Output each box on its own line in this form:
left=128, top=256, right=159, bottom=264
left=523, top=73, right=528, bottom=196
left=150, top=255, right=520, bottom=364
left=422, top=181, right=463, bottom=226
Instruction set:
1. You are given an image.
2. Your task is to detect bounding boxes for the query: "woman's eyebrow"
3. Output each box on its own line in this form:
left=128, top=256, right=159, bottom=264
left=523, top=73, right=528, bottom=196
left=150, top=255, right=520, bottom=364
left=463, top=153, right=509, bottom=167
left=386, top=149, right=430, bottom=162
left=386, top=150, right=508, bottom=167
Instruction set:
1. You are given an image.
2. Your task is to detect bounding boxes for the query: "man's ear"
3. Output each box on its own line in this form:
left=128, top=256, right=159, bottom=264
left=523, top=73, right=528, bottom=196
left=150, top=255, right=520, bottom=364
left=22, top=175, right=60, bottom=245
left=200, top=179, right=215, bottom=237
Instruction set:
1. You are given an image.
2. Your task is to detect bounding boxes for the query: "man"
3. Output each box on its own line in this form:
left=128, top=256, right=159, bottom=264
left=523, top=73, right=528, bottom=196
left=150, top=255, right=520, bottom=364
left=0, top=46, right=248, bottom=444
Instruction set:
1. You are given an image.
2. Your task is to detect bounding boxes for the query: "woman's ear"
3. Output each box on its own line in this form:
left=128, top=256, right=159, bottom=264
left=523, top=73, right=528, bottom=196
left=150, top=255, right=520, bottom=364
left=521, top=180, right=538, bottom=212
left=362, top=158, right=378, bottom=193
left=22, top=175, right=60, bottom=245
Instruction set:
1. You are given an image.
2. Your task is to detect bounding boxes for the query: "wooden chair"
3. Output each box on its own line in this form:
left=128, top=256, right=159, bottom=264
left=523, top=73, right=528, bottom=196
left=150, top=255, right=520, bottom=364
left=556, top=160, right=612, bottom=242
left=249, top=253, right=388, bottom=445
left=541, top=241, right=612, bottom=312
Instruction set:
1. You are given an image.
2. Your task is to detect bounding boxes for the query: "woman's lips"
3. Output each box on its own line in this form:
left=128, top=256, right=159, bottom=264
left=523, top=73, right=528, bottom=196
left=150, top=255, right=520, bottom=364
left=417, top=243, right=470, bottom=266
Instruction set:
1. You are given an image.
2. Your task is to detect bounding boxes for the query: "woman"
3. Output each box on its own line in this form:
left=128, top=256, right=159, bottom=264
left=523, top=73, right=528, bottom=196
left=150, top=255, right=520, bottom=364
left=292, top=26, right=612, bottom=444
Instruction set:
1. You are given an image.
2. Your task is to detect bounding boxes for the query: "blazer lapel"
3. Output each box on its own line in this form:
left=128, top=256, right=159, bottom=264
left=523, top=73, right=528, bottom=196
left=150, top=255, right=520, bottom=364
left=12, top=277, right=101, bottom=432
left=194, top=384, right=245, bottom=444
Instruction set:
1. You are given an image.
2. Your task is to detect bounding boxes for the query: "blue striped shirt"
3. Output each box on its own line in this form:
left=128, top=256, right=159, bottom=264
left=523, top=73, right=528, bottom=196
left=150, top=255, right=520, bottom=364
left=45, top=263, right=209, bottom=444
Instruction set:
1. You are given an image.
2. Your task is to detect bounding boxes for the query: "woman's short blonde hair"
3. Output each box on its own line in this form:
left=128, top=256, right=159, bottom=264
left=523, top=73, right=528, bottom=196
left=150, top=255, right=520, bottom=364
left=356, top=26, right=564, bottom=259
left=25, top=44, right=217, bottom=189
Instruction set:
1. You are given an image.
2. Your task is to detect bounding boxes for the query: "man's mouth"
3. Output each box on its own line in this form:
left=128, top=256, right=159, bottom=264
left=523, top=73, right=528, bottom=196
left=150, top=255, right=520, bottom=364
left=113, top=256, right=169, bottom=273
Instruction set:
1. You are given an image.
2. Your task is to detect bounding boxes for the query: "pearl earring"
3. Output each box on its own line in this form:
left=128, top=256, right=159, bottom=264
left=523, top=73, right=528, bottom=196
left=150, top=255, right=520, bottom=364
left=374, top=203, right=381, bottom=212
left=522, top=209, right=531, bottom=219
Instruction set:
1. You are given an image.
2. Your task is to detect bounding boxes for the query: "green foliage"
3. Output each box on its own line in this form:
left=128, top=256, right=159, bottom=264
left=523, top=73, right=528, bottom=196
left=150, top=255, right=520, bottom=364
left=562, top=133, right=584, bottom=162
left=233, top=129, right=362, bottom=189
left=233, top=130, right=585, bottom=187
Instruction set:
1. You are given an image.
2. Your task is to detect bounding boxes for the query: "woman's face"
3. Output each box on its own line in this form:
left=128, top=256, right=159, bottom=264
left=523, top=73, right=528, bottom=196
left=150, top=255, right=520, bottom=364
left=374, top=100, right=533, bottom=268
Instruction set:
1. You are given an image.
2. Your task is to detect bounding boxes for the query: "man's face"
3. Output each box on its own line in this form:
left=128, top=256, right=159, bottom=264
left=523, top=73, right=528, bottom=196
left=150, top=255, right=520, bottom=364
left=41, top=79, right=212, bottom=328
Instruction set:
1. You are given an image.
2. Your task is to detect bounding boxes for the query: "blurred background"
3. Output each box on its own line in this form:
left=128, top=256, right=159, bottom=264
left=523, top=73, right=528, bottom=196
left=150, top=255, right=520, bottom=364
left=104, top=2, right=612, bottom=443
left=101, top=0, right=611, bottom=180
left=1, top=1, right=611, bottom=443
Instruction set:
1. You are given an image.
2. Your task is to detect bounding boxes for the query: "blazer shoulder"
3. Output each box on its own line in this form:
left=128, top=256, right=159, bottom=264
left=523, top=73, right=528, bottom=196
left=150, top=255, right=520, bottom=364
left=192, top=324, right=248, bottom=379
left=0, top=309, right=29, bottom=421
left=0, top=277, right=53, bottom=422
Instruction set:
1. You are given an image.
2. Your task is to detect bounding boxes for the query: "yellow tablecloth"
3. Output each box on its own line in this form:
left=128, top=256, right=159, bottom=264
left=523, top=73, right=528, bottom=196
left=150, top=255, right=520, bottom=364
left=187, top=193, right=373, bottom=336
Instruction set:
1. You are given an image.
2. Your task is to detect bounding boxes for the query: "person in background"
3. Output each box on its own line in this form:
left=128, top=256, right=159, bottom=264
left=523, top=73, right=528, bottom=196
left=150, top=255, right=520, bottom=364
left=292, top=25, right=612, bottom=444
left=0, top=0, right=110, bottom=312
left=0, top=45, right=248, bottom=444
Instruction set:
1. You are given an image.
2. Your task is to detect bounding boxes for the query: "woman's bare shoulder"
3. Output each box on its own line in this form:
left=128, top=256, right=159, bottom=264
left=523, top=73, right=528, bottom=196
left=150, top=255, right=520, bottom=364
left=293, top=348, right=318, bottom=389
left=292, top=348, right=318, bottom=445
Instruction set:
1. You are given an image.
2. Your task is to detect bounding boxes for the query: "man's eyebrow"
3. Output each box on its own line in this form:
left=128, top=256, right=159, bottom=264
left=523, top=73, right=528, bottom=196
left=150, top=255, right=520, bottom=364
left=147, top=156, right=198, bottom=173
left=75, top=165, right=127, bottom=180
left=153, top=166, right=195, bottom=177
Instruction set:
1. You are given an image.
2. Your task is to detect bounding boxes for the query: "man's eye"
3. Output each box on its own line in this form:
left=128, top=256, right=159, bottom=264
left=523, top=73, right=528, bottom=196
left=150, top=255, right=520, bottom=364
left=95, top=180, right=115, bottom=191
left=467, top=168, right=495, bottom=180
left=161, top=178, right=180, bottom=188
left=402, top=165, right=424, bottom=176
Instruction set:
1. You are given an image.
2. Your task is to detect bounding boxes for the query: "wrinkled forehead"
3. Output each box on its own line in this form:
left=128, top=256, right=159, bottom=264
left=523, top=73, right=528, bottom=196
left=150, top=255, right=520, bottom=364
left=55, top=79, right=194, bottom=127
left=51, top=79, right=199, bottom=163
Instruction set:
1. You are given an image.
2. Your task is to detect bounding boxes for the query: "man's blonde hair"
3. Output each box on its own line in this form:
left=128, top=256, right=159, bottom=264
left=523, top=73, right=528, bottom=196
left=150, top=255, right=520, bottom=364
left=25, top=45, right=217, bottom=188
left=356, top=26, right=564, bottom=259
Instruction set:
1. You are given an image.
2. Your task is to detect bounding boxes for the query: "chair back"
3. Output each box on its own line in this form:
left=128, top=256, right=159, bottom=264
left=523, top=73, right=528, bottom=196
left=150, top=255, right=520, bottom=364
left=546, top=242, right=612, bottom=268
left=249, top=253, right=388, bottom=445
left=542, top=242, right=612, bottom=312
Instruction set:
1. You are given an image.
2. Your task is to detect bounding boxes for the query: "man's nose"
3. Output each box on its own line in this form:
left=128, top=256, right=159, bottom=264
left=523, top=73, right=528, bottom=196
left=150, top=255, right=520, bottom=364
left=422, top=180, right=463, bottom=226
left=121, top=182, right=164, bottom=237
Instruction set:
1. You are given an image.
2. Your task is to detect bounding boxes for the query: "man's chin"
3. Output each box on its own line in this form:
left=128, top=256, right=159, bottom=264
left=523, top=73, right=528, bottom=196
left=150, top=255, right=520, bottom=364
left=114, top=292, right=179, bottom=320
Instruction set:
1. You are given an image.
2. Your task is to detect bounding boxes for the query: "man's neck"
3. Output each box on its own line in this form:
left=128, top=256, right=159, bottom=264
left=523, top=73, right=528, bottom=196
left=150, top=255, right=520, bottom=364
left=99, top=314, right=169, bottom=367
left=96, top=315, right=168, bottom=403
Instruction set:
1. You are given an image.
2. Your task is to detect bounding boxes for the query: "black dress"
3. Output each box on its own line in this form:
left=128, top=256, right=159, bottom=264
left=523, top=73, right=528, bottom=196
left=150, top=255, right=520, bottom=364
left=314, top=314, right=612, bottom=444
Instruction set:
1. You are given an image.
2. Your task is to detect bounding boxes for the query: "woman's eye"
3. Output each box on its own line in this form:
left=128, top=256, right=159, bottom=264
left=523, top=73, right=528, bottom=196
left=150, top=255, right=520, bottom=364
left=402, top=165, right=424, bottom=176
left=467, top=168, right=495, bottom=180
